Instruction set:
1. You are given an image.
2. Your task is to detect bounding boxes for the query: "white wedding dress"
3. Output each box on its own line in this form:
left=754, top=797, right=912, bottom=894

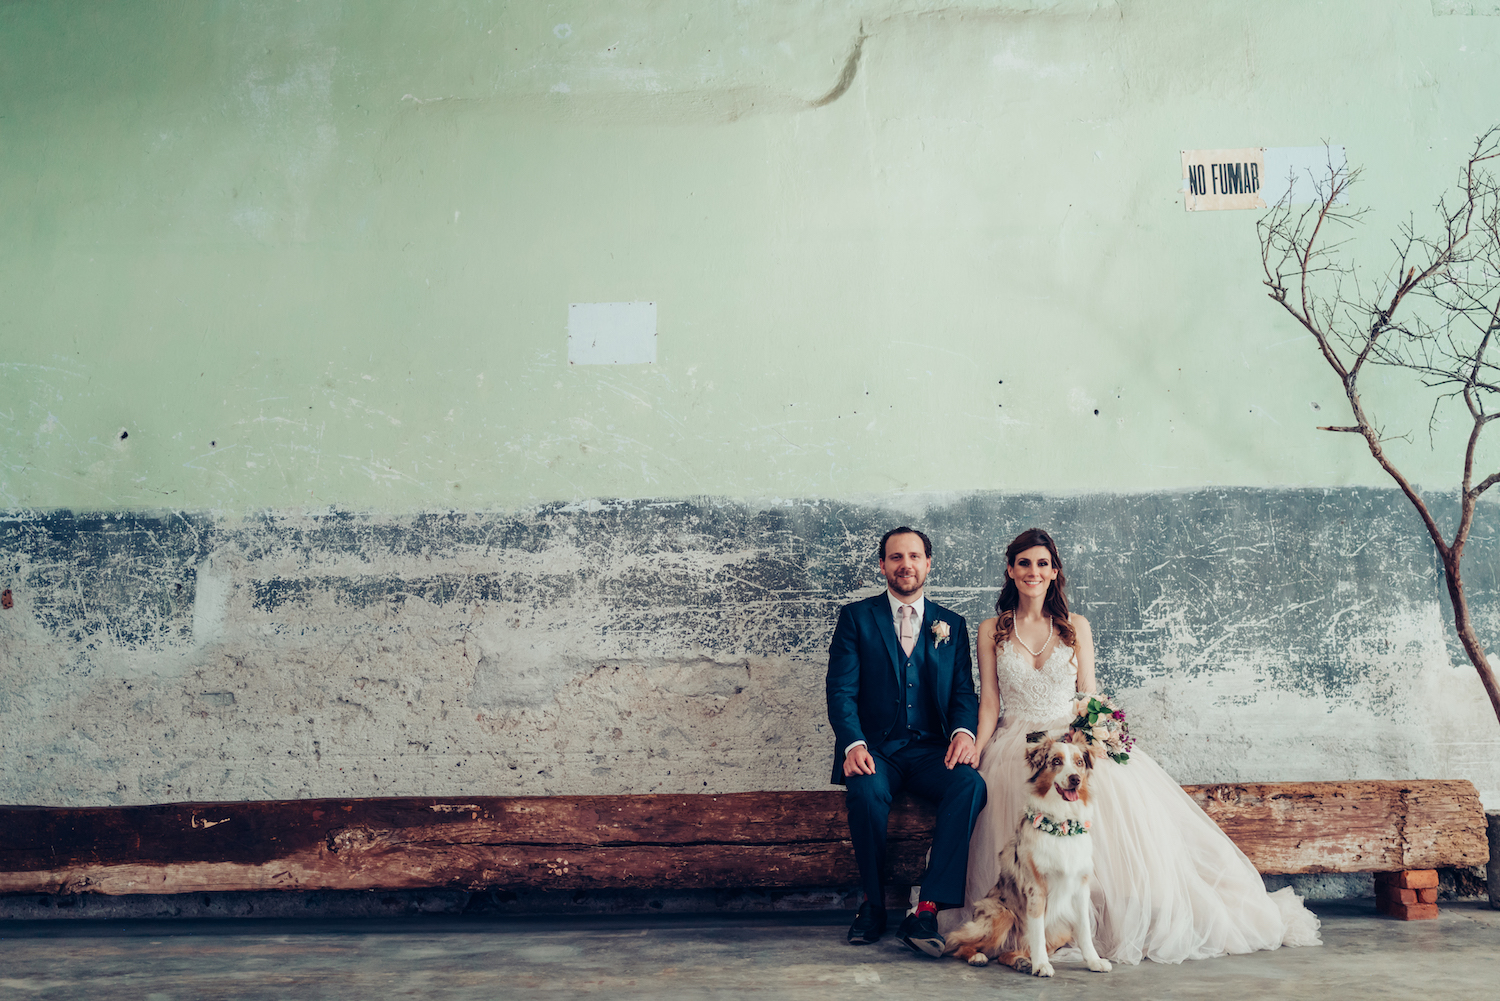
left=945, top=639, right=1322, bottom=965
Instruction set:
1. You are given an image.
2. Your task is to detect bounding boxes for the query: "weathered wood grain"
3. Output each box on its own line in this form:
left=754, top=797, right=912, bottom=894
left=1184, top=779, right=1488, bottom=873
left=1, top=792, right=927, bottom=868
left=0, top=792, right=937, bottom=894
left=0, top=780, right=1487, bottom=895
left=0, top=843, right=938, bottom=896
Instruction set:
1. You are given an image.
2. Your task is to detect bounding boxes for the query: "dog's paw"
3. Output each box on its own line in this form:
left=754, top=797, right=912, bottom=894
left=966, top=953, right=989, bottom=967
left=1087, top=957, right=1112, bottom=973
left=1010, top=956, right=1031, bottom=974
left=1032, top=960, right=1055, bottom=978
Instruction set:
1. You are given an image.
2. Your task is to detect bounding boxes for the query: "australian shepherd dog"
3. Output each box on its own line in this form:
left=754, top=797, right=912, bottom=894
left=943, top=731, right=1111, bottom=977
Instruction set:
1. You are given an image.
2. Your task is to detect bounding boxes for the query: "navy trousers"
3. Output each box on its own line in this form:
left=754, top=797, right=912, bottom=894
left=844, top=738, right=987, bottom=911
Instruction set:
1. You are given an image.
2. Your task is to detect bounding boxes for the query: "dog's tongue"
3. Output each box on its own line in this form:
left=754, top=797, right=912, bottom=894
left=1057, top=786, right=1080, bottom=802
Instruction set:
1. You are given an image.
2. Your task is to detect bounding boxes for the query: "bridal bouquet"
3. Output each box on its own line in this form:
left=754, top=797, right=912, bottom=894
left=1070, top=694, right=1133, bottom=764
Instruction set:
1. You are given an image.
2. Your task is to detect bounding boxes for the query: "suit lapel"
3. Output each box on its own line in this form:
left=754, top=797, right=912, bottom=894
left=870, top=593, right=902, bottom=683
left=921, top=601, right=948, bottom=707
left=917, top=601, right=935, bottom=671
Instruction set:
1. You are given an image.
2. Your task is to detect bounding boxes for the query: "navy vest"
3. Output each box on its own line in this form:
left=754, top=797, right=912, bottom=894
left=881, top=643, right=943, bottom=749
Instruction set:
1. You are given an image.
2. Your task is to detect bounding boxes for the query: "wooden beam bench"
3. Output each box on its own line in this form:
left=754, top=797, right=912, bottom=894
left=0, top=780, right=1487, bottom=921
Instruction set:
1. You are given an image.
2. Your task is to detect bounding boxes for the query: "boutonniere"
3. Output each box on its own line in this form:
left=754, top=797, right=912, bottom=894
left=930, top=620, right=951, bottom=645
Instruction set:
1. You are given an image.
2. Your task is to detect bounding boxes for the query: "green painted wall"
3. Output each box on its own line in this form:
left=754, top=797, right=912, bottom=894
left=4, top=0, right=1499, bottom=512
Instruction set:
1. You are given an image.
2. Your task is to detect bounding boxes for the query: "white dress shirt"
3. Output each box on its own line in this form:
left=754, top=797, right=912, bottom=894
left=887, top=591, right=926, bottom=636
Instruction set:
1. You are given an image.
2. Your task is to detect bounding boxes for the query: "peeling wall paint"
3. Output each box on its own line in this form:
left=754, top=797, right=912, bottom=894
left=3, top=490, right=1496, bottom=810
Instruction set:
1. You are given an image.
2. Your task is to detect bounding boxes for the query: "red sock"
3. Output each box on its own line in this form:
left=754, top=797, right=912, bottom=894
left=915, top=900, right=938, bottom=916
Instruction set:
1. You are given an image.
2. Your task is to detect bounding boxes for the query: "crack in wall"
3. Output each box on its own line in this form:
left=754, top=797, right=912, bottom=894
left=811, top=28, right=867, bottom=107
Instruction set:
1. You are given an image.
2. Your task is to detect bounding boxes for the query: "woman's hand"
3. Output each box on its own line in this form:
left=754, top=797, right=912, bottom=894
left=945, top=731, right=978, bottom=768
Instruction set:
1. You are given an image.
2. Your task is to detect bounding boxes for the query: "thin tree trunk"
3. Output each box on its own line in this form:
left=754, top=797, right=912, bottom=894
left=1345, top=391, right=1500, bottom=725
left=1442, top=553, right=1500, bottom=722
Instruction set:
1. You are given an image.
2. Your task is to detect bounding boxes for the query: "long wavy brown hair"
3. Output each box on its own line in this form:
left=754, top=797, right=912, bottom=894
left=994, top=527, right=1077, bottom=651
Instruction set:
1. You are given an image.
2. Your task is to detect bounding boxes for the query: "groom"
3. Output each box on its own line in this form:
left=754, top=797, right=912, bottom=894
left=826, top=527, right=986, bottom=955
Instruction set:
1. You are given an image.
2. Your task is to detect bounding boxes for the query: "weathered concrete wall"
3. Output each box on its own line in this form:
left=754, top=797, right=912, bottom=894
left=4, top=489, right=1496, bottom=809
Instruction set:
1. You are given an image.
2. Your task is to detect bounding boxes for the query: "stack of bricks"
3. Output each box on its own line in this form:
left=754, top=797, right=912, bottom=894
left=1375, top=870, right=1439, bottom=920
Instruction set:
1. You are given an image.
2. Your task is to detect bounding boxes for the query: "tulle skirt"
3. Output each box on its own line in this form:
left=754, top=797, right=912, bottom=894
left=944, top=715, right=1322, bottom=965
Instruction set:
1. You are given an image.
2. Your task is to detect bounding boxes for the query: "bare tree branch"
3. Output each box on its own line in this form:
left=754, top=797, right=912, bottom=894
left=1257, top=128, right=1500, bottom=726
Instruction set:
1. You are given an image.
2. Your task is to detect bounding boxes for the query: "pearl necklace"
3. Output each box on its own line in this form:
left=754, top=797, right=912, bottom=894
left=1014, top=617, right=1053, bottom=659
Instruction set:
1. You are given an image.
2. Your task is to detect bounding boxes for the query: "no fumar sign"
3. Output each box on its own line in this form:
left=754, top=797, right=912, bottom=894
left=1181, top=146, right=1347, bottom=211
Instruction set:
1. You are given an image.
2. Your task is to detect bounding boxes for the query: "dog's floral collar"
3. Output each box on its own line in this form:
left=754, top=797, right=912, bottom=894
left=1025, top=810, right=1089, bottom=836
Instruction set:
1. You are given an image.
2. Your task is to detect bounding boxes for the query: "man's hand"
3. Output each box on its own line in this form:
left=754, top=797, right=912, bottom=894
left=843, top=745, right=877, bottom=777
left=944, top=732, right=977, bottom=769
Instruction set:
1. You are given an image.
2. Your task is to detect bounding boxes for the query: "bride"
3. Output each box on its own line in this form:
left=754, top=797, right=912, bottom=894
left=948, top=527, right=1321, bottom=965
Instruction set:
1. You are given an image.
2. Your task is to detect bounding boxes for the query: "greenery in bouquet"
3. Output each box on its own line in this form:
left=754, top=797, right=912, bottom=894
left=1070, top=693, right=1133, bottom=764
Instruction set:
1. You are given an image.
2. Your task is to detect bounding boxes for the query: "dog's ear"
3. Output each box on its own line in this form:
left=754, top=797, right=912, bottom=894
left=1024, top=740, right=1052, bottom=774
left=1082, top=738, right=1110, bottom=765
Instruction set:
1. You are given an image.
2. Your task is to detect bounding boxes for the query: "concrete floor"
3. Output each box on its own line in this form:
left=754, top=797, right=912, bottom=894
left=0, top=900, right=1495, bottom=1000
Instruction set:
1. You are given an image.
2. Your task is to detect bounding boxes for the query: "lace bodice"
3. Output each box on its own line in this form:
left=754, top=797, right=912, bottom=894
left=995, top=639, right=1077, bottom=724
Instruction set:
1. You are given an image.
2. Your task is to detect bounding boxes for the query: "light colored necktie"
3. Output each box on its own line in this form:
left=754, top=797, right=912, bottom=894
left=900, top=604, right=916, bottom=657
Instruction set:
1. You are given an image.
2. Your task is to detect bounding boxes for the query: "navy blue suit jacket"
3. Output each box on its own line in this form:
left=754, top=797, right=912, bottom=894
left=825, top=592, right=978, bottom=785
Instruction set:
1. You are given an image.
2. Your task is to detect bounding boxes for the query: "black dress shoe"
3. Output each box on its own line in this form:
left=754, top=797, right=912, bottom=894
left=847, top=901, right=887, bottom=944
left=898, top=909, right=945, bottom=957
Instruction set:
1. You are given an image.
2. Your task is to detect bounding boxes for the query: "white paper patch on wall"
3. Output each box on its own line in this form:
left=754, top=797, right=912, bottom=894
left=1262, top=146, right=1348, bottom=208
left=1181, top=146, right=1346, bottom=211
left=568, top=302, right=657, bottom=365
